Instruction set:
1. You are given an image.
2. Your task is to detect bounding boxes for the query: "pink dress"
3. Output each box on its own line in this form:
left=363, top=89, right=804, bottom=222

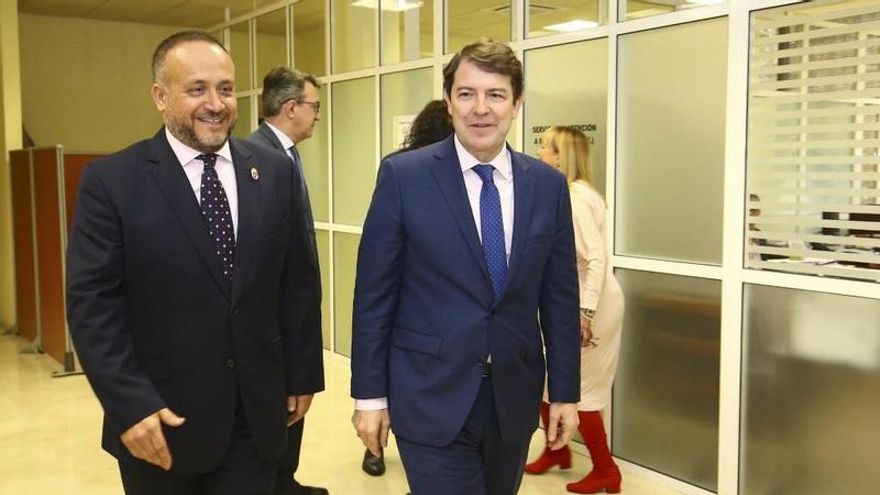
left=570, top=181, right=624, bottom=411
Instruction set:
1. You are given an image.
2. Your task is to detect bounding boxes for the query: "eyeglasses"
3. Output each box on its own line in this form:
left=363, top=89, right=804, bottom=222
left=297, top=100, right=321, bottom=113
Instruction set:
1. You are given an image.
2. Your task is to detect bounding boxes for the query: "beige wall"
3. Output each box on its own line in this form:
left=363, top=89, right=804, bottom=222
left=0, top=0, right=22, bottom=331
left=18, top=14, right=188, bottom=153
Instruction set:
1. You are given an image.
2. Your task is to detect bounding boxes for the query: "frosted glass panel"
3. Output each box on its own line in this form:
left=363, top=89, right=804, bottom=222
left=447, top=0, right=509, bottom=54
left=333, top=77, right=377, bottom=226
left=526, top=0, right=603, bottom=39
left=316, top=230, right=331, bottom=350
left=229, top=21, right=252, bottom=91
left=333, top=0, right=376, bottom=72
left=300, top=85, right=329, bottom=223
left=524, top=39, right=608, bottom=195
left=294, top=0, right=326, bottom=77
left=380, top=68, right=434, bottom=157
left=334, top=232, right=360, bottom=357
left=381, top=0, right=433, bottom=64
left=613, top=269, right=720, bottom=492
left=742, top=285, right=880, bottom=495
left=616, top=18, right=727, bottom=265
left=256, top=9, right=287, bottom=84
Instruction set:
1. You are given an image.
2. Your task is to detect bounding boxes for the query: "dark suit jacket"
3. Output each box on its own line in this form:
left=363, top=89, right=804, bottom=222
left=351, top=136, right=581, bottom=447
left=66, top=129, right=324, bottom=472
left=247, top=122, right=316, bottom=260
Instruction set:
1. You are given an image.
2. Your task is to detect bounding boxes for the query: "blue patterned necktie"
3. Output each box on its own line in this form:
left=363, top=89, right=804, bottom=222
left=197, top=153, right=236, bottom=279
left=472, top=164, right=508, bottom=301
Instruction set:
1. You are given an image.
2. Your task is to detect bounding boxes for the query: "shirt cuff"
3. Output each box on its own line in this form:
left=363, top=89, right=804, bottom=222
left=355, top=398, right=388, bottom=410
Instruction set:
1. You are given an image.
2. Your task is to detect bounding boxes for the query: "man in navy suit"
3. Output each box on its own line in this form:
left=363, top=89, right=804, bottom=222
left=66, top=31, right=323, bottom=494
left=351, top=39, right=581, bottom=495
left=247, top=66, right=328, bottom=495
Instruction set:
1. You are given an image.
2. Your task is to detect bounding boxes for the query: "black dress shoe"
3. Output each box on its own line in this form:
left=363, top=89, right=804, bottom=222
left=284, top=480, right=329, bottom=495
left=361, top=448, right=386, bottom=476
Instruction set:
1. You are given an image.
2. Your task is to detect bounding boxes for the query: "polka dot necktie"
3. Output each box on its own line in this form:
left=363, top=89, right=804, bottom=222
left=197, top=153, right=236, bottom=279
left=472, top=164, right=508, bottom=301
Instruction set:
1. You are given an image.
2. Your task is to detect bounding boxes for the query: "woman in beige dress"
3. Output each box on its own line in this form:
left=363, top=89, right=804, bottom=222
left=525, top=126, right=625, bottom=494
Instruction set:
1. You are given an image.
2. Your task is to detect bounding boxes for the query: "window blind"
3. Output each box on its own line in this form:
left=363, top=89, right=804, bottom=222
left=747, top=1, right=880, bottom=282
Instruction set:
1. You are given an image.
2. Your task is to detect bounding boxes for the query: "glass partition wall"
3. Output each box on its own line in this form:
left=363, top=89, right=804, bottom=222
left=211, top=0, right=879, bottom=493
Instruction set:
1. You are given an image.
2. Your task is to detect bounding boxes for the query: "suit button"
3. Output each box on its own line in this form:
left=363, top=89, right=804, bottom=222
left=226, top=358, right=236, bottom=369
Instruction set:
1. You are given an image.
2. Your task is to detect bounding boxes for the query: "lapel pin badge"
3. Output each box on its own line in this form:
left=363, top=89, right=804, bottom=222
left=250, top=166, right=260, bottom=181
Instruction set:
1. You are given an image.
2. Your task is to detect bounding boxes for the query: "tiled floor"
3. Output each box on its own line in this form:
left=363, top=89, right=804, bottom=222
left=0, top=335, right=682, bottom=494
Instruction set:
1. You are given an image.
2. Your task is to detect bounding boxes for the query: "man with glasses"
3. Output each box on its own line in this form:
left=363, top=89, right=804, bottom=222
left=248, top=67, right=327, bottom=495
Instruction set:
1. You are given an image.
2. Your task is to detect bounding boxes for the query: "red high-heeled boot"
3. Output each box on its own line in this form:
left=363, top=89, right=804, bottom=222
left=524, top=401, right=572, bottom=474
left=566, top=410, right=621, bottom=494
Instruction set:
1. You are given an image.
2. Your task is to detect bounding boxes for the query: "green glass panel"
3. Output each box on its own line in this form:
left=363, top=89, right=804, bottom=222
left=616, top=18, right=727, bottom=264
left=232, top=96, right=252, bottom=139
left=256, top=9, right=288, bottom=86
left=524, top=39, right=608, bottom=195
left=300, top=85, right=330, bottom=223
left=381, top=0, right=433, bottom=64
left=332, top=77, right=377, bottom=226
left=333, top=0, right=376, bottom=72
left=333, top=232, right=360, bottom=357
left=380, top=68, right=434, bottom=157
left=229, top=21, right=252, bottom=91
left=294, top=0, right=327, bottom=77
left=316, top=230, right=332, bottom=351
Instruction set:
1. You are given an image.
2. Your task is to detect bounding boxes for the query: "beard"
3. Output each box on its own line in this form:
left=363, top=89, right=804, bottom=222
left=166, top=113, right=236, bottom=153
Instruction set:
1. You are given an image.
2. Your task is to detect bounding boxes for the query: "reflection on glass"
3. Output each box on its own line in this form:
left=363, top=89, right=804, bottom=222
left=380, top=68, right=433, bottom=157
left=447, top=0, right=509, bottom=54
left=381, top=0, right=433, bottom=64
left=316, top=230, right=332, bottom=350
left=742, top=285, right=880, bottom=494
left=334, top=232, right=360, bottom=356
left=300, top=85, right=330, bottom=223
left=294, top=0, right=327, bottom=77
left=615, top=18, right=727, bottom=264
left=333, top=0, right=377, bottom=72
left=526, top=0, right=604, bottom=39
left=229, top=21, right=252, bottom=91
left=332, top=77, right=377, bottom=225
left=232, top=96, right=252, bottom=139
left=256, top=9, right=288, bottom=85
left=524, top=39, right=608, bottom=195
left=622, top=0, right=720, bottom=22
left=613, top=269, right=720, bottom=491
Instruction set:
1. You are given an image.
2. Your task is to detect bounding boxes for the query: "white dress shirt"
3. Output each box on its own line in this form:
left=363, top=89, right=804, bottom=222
left=165, top=128, right=239, bottom=239
left=265, top=121, right=298, bottom=159
left=356, top=136, right=516, bottom=411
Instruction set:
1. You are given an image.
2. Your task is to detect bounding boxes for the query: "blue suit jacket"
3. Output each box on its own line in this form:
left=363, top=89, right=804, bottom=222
left=351, top=136, right=580, bottom=447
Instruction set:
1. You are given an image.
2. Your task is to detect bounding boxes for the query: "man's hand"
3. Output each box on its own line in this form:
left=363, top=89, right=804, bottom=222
left=352, top=409, right=391, bottom=458
left=119, top=408, right=185, bottom=470
left=547, top=402, right=578, bottom=451
left=287, top=394, right=314, bottom=426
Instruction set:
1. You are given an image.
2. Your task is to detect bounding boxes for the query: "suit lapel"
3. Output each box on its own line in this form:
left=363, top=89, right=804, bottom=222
left=230, top=140, right=260, bottom=304
left=145, top=130, right=230, bottom=299
left=502, top=150, right=535, bottom=302
left=257, top=123, right=285, bottom=151
left=430, top=138, right=493, bottom=292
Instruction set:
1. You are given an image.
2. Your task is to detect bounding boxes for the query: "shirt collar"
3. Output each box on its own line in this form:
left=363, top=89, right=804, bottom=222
left=265, top=121, right=296, bottom=150
left=165, top=127, right=233, bottom=166
left=453, top=134, right=512, bottom=181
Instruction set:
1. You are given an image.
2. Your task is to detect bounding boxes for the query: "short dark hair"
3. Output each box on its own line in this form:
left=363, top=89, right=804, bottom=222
left=261, top=66, right=320, bottom=118
left=443, top=38, right=523, bottom=103
left=402, top=100, right=453, bottom=151
left=152, top=31, right=226, bottom=83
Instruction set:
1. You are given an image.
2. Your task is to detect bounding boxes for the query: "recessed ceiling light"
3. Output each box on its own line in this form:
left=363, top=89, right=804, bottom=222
left=351, top=0, right=424, bottom=12
left=543, top=20, right=599, bottom=33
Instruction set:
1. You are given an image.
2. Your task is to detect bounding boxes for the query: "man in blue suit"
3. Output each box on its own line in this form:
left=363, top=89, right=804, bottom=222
left=351, top=39, right=581, bottom=495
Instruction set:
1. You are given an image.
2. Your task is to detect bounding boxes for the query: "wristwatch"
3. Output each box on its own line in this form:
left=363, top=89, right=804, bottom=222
left=580, top=308, right=596, bottom=320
